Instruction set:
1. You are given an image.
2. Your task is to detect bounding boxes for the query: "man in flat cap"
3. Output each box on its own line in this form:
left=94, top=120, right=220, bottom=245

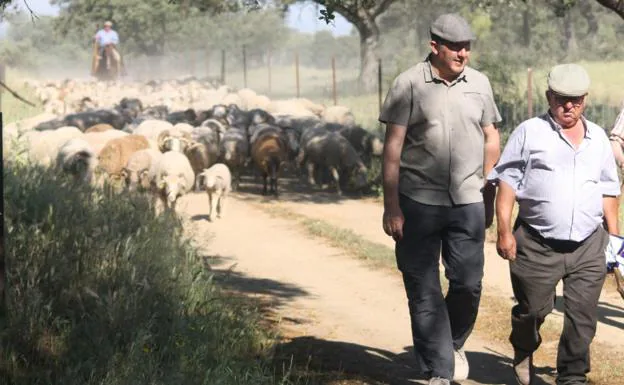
left=487, top=63, right=620, bottom=385
left=93, top=20, right=121, bottom=75
left=379, top=12, right=501, bottom=385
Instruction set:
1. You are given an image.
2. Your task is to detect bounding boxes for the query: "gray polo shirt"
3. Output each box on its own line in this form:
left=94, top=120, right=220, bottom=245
left=378, top=56, right=502, bottom=206
left=487, top=112, right=620, bottom=242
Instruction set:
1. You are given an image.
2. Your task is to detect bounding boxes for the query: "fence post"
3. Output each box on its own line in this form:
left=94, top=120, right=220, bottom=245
left=331, top=56, right=337, bottom=106
left=221, top=49, right=226, bottom=85
left=295, top=52, right=300, bottom=98
left=205, top=51, right=210, bottom=79
left=267, top=49, right=272, bottom=94
left=242, top=44, right=247, bottom=88
left=0, top=63, right=4, bottom=113
left=190, top=50, right=196, bottom=77
left=378, top=58, right=383, bottom=117
left=527, top=67, right=533, bottom=119
left=0, top=63, right=5, bottom=316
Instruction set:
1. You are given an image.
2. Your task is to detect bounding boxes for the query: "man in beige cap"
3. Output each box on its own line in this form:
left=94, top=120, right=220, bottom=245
left=94, top=20, right=121, bottom=74
left=379, top=12, right=501, bottom=385
left=487, top=63, right=620, bottom=385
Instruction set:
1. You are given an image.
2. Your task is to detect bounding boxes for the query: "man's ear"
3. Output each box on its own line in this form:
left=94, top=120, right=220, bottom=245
left=430, top=40, right=440, bottom=55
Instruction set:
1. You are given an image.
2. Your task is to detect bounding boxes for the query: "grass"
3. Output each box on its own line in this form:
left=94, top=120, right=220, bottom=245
left=1, top=162, right=302, bottom=385
left=249, top=202, right=624, bottom=385
left=2, top=67, right=44, bottom=124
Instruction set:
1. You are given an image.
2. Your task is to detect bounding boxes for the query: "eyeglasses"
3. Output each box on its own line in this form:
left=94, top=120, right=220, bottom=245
left=551, top=92, right=585, bottom=107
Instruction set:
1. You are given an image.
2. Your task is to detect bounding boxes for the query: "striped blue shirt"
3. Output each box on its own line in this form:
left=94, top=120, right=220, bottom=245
left=487, top=112, right=620, bottom=242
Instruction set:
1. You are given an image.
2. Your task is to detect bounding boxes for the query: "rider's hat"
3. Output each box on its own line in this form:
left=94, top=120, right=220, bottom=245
left=104, top=20, right=113, bottom=27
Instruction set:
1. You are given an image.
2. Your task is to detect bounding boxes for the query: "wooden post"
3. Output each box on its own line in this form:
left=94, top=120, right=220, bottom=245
left=221, top=49, right=226, bottom=85
left=242, top=44, right=247, bottom=88
left=267, top=49, right=272, bottom=94
left=527, top=67, right=533, bottom=119
left=331, top=56, right=337, bottom=106
left=0, top=63, right=4, bottom=112
left=0, top=64, right=5, bottom=316
left=295, top=52, right=300, bottom=98
left=205, top=51, right=210, bottom=78
left=190, top=50, right=196, bottom=77
left=378, top=58, right=383, bottom=116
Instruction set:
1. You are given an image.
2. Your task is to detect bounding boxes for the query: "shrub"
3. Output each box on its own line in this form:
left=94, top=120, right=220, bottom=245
left=1, top=163, right=285, bottom=385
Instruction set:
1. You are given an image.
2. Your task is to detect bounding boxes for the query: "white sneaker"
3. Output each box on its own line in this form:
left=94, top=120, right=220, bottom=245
left=429, top=377, right=450, bottom=385
left=453, top=347, right=469, bottom=380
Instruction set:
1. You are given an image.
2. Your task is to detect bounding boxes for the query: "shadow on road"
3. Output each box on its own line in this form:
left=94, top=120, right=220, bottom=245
left=554, top=295, right=624, bottom=331
left=231, top=173, right=378, bottom=205
left=272, top=337, right=556, bottom=385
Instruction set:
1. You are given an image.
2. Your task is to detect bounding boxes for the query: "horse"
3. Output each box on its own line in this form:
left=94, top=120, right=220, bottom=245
left=93, top=43, right=123, bottom=82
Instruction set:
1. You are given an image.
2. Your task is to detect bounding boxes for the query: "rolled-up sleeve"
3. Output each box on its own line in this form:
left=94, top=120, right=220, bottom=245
left=378, top=73, right=411, bottom=127
left=486, top=124, right=528, bottom=192
left=600, top=137, right=621, bottom=196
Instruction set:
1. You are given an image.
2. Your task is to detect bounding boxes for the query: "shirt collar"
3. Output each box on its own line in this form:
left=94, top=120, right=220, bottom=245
left=543, top=111, right=591, bottom=139
left=423, top=54, right=468, bottom=86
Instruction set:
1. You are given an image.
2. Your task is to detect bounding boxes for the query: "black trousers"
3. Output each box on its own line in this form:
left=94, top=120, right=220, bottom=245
left=510, top=221, right=608, bottom=385
left=396, top=194, right=485, bottom=379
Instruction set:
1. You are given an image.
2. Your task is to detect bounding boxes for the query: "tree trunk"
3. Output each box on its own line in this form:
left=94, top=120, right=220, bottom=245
left=356, top=16, right=381, bottom=93
left=562, top=11, right=578, bottom=58
left=522, top=8, right=531, bottom=47
left=358, top=30, right=379, bottom=93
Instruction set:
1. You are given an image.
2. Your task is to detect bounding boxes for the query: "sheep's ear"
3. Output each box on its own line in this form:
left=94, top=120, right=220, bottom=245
left=157, top=179, right=166, bottom=189
left=140, top=169, right=149, bottom=178
left=120, top=168, right=128, bottom=178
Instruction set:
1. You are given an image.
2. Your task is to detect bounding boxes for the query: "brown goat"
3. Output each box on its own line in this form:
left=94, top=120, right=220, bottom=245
left=85, top=123, right=115, bottom=133
left=251, top=131, right=288, bottom=197
left=97, top=134, right=150, bottom=179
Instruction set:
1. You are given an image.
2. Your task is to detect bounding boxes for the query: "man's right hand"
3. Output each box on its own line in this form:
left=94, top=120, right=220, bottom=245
left=496, top=231, right=517, bottom=261
left=383, top=205, right=405, bottom=242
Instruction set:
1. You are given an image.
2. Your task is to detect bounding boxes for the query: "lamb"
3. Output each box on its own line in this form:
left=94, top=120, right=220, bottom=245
left=197, top=163, right=232, bottom=221
left=97, top=134, right=151, bottom=182
left=121, top=148, right=163, bottom=193
left=250, top=127, right=289, bottom=197
left=152, top=150, right=196, bottom=213
left=219, top=128, right=248, bottom=190
left=55, top=138, right=98, bottom=184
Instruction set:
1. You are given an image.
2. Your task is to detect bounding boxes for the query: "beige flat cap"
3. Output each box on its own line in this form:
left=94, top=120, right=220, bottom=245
left=547, top=63, right=590, bottom=97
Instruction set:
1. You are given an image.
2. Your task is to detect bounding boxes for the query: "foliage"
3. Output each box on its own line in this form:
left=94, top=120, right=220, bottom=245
left=0, top=162, right=291, bottom=385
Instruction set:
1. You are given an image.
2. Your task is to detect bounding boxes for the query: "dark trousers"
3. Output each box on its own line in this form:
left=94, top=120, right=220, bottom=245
left=510, top=221, right=608, bottom=385
left=396, top=194, right=485, bottom=379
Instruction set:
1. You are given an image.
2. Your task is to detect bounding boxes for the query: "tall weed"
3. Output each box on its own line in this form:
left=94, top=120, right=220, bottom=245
left=1, top=164, right=286, bottom=385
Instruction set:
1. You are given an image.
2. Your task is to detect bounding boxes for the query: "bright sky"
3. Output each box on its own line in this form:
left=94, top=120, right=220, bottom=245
left=2, top=0, right=353, bottom=36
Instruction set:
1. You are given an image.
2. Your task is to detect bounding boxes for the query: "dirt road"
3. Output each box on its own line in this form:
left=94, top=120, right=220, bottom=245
left=176, top=182, right=565, bottom=385
left=230, top=177, right=624, bottom=349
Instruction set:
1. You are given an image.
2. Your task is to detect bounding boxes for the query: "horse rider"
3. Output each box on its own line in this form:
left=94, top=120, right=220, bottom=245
left=93, top=21, right=122, bottom=74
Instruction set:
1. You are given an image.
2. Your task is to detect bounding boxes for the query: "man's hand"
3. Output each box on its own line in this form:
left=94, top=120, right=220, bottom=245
left=383, top=205, right=405, bottom=242
left=496, top=231, right=517, bottom=261
left=483, top=182, right=496, bottom=228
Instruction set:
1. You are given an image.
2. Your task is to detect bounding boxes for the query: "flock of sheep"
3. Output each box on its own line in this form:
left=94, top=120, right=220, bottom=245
left=4, top=76, right=384, bottom=220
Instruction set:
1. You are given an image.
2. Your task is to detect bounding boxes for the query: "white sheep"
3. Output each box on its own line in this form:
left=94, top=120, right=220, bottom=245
left=321, top=105, right=356, bottom=127
left=151, top=150, right=196, bottom=213
left=197, top=163, right=232, bottom=221
left=55, top=138, right=98, bottom=184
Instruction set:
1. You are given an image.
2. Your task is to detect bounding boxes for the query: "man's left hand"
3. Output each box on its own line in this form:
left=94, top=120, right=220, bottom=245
left=483, top=182, right=496, bottom=228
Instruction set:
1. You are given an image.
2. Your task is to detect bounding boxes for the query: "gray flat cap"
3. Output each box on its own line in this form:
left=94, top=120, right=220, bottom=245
left=547, top=63, right=591, bottom=97
left=430, top=13, right=476, bottom=42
